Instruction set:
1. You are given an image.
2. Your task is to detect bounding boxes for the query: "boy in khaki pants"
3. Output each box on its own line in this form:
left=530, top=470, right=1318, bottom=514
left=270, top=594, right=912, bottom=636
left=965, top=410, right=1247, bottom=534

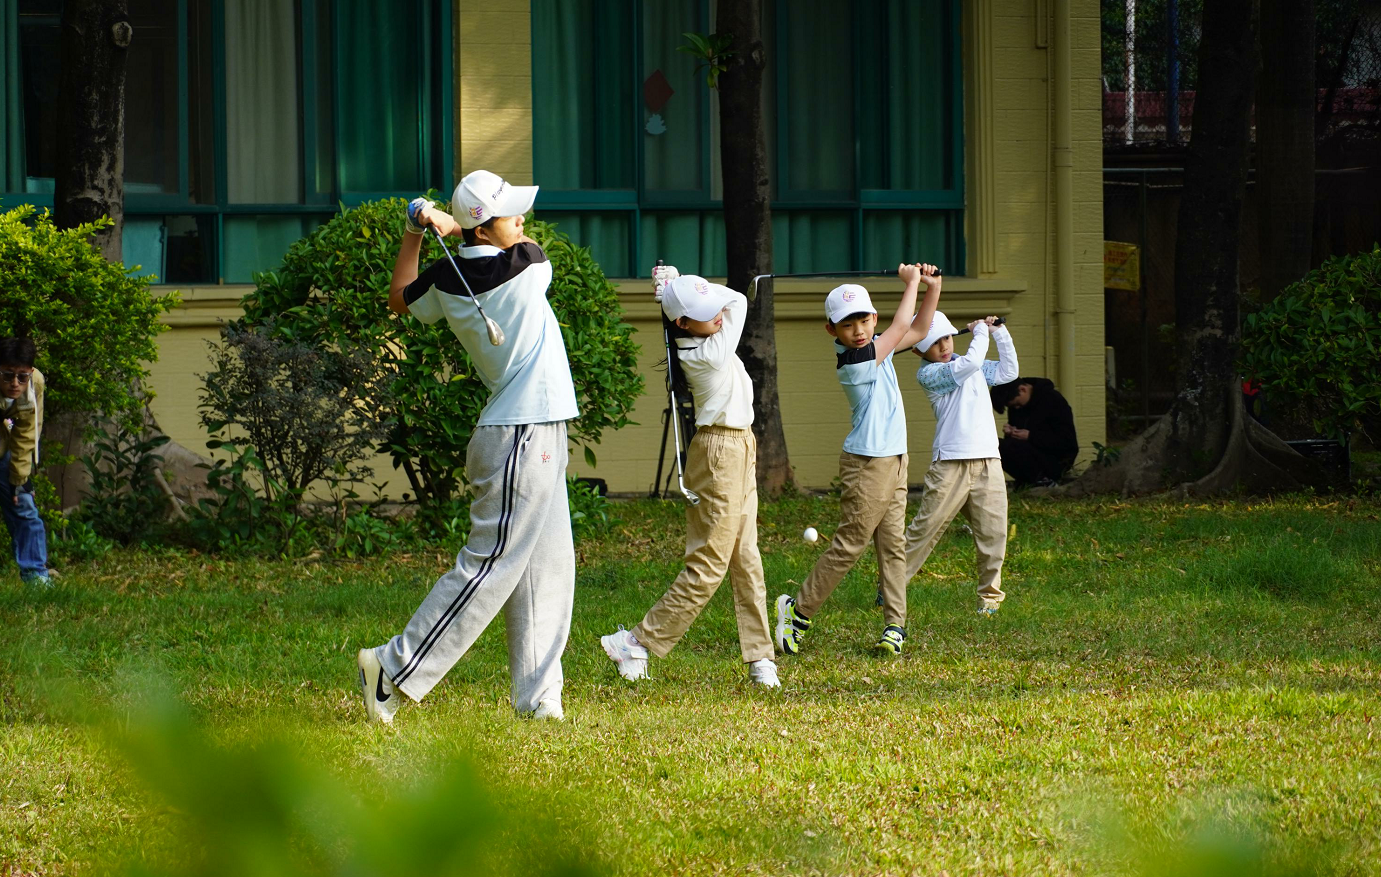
left=775, top=264, right=941, bottom=658
left=903, top=312, right=1020, bottom=614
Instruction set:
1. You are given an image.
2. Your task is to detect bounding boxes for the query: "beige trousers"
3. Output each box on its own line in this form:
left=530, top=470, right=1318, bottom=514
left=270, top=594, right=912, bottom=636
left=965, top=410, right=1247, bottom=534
left=795, top=452, right=910, bottom=628
left=902, top=458, right=1008, bottom=608
left=634, top=426, right=774, bottom=663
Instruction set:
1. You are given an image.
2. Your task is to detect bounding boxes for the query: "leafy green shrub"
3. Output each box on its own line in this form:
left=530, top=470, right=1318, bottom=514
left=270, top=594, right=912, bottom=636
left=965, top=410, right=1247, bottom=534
left=0, top=206, right=177, bottom=425
left=1242, top=245, right=1381, bottom=443
left=76, top=419, right=172, bottom=546
left=240, top=199, right=642, bottom=505
left=568, top=476, right=613, bottom=541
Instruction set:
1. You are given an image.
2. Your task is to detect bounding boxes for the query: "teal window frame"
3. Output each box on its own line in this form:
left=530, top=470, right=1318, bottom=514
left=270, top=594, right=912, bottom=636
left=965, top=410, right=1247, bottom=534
left=531, top=0, right=965, bottom=278
left=1, top=0, right=455, bottom=284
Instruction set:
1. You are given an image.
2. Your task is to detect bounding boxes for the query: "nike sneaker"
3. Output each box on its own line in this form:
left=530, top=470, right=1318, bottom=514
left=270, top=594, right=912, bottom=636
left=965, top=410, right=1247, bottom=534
left=357, top=647, right=401, bottom=724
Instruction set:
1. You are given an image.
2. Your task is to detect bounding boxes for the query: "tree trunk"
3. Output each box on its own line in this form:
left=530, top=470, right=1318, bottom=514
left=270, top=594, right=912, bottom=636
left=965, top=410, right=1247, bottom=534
left=50, top=1, right=210, bottom=513
left=1257, top=0, right=1315, bottom=299
left=716, top=0, right=793, bottom=495
left=54, top=0, right=130, bottom=261
left=1059, top=0, right=1323, bottom=497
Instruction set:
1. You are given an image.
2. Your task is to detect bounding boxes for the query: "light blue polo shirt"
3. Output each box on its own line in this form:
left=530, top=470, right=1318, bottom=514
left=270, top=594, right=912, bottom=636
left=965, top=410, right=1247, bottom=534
left=835, top=337, right=907, bottom=457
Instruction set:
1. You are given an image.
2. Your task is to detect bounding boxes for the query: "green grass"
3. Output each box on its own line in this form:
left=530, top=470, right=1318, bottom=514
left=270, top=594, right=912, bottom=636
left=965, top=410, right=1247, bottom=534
left=2, top=495, right=1380, bottom=875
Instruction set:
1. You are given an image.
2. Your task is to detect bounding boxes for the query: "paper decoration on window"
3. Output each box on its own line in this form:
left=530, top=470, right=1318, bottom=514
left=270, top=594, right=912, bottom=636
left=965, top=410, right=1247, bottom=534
left=645, top=113, right=667, bottom=135
left=643, top=69, right=674, bottom=113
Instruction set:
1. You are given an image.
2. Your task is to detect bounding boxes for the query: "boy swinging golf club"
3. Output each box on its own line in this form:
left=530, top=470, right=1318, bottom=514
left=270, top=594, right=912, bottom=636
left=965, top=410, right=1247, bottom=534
left=357, top=169, right=578, bottom=723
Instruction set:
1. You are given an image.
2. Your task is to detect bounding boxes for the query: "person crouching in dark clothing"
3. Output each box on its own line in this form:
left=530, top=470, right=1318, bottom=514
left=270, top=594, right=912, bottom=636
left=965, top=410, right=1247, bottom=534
left=990, top=378, right=1078, bottom=488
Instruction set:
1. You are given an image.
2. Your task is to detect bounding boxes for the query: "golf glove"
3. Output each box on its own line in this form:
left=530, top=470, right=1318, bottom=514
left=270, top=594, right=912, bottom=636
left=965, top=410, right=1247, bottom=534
left=652, top=264, right=680, bottom=301
left=404, top=197, right=432, bottom=235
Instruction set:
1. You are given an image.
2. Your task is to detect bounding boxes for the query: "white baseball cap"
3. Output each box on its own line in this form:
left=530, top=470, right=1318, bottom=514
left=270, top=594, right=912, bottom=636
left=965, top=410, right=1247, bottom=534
left=915, top=311, right=961, bottom=353
left=661, top=275, right=734, bottom=322
left=451, top=170, right=539, bottom=229
left=824, top=284, right=877, bottom=324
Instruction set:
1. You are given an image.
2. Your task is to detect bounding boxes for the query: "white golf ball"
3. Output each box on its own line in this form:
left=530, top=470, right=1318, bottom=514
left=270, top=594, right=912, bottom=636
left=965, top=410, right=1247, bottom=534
left=803, top=527, right=819, bottom=543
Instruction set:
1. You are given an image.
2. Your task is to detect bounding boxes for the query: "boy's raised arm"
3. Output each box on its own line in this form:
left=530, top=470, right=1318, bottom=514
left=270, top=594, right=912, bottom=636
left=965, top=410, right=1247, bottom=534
left=873, top=263, right=923, bottom=362
left=898, top=268, right=944, bottom=351
left=389, top=200, right=459, bottom=314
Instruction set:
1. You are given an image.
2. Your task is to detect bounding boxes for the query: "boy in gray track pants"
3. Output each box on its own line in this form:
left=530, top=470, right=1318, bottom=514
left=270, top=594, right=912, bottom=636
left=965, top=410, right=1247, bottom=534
left=358, top=170, right=579, bottom=723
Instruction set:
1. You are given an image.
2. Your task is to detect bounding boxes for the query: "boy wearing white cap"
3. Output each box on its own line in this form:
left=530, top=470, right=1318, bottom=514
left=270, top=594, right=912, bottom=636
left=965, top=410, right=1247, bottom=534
left=903, top=312, right=1019, bottom=614
left=357, top=169, right=579, bottom=723
left=600, top=269, right=779, bottom=688
left=775, top=264, right=941, bottom=658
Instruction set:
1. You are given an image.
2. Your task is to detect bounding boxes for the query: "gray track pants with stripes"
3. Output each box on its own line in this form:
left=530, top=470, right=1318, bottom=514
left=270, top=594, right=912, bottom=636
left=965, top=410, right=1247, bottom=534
left=377, top=422, right=575, bottom=713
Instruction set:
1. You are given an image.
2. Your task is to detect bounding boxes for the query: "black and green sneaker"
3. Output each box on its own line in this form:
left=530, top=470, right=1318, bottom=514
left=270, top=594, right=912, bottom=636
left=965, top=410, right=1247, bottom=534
left=873, top=625, right=906, bottom=657
left=775, top=594, right=811, bottom=655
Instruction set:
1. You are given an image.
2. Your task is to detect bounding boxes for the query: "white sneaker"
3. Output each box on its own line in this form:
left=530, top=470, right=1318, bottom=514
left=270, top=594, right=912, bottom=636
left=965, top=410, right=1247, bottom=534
left=601, top=626, right=649, bottom=681
left=533, top=699, right=564, bottom=721
left=749, top=658, right=781, bottom=689
left=357, top=648, right=401, bottom=724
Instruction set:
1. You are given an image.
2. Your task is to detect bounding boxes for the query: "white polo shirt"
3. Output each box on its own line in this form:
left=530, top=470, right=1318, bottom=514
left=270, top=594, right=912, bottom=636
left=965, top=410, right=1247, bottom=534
left=915, top=324, right=1019, bottom=462
left=403, top=241, right=579, bottom=427
left=675, top=286, right=754, bottom=428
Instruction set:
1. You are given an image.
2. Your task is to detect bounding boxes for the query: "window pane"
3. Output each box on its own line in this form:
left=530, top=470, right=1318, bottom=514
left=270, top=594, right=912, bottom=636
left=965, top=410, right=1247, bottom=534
left=863, top=211, right=954, bottom=273
left=223, top=214, right=326, bottom=283
left=780, top=2, right=853, bottom=196
left=224, top=0, right=301, bottom=202
left=13, top=0, right=59, bottom=190
left=125, top=0, right=182, bottom=194
left=187, top=0, right=216, bottom=203
left=335, top=0, right=422, bottom=192
left=858, top=1, right=952, bottom=191
left=641, top=211, right=725, bottom=277
left=532, top=0, right=634, bottom=190
left=643, top=0, right=707, bottom=194
left=542, top=212, right=631, bottom=278
left=121, top=214, right=214, bottom=284
left=771, top=211, right=852, bottom=273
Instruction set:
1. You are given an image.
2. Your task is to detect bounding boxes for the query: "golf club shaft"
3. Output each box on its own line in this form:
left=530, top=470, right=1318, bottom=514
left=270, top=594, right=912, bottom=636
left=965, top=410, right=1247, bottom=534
left=428, top=226, right=503, bottom=342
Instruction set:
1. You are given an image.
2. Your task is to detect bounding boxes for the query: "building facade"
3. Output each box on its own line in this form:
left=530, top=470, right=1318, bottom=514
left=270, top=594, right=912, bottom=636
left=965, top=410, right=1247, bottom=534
left=2, top=0, right=1105, bottom=494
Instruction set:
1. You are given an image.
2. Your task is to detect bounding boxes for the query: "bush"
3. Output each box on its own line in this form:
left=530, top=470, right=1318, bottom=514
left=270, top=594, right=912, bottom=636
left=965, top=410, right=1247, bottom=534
left=240, top=199, right=642, bottom=505
left=76, top=418, right=172, bottom=546
left=0, top=206, right=177, bottom=425
left=198, top=319, right=392, bottom=499
left=1242, top=245, right=1381, bottom=443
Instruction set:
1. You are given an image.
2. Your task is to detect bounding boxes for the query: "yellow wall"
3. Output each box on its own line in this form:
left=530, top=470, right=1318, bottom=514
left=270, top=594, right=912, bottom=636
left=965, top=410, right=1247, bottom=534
left=146, top=0, right=1105, bottom=496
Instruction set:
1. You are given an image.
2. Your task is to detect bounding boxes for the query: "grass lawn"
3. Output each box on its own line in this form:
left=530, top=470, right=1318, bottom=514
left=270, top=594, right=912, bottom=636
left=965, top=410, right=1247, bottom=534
left=2, top=494, right=1379, bottom=875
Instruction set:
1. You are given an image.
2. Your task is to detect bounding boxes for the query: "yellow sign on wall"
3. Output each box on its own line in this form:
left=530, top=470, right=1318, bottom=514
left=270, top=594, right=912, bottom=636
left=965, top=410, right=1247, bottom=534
left=1104, top=241, right=1140, bottom=291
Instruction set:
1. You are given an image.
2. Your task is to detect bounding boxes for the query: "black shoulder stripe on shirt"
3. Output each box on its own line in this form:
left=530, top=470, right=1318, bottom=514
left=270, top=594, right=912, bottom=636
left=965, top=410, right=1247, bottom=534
left=836, top=343, right=876, bottom=369
left=402, top=241, right=548, bottom=305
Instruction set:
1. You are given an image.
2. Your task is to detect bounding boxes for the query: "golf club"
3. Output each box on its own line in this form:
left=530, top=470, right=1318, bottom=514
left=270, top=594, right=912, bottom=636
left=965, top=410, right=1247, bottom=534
left=656, top=259, right=700, bottom=506
left=745, top=268, right=942, bottom=301
left=955, top=316, right=1006, bottom=336
left=428, top=226, right=505, bottom=346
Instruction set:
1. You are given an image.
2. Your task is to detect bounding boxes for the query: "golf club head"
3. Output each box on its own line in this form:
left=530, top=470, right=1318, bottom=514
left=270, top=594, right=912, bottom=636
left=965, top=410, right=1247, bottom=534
left=680, top=483, right=701, bottom=505
left=745, top=274, right=770, bottom=302
left=485, top=318, right=505, bottom=346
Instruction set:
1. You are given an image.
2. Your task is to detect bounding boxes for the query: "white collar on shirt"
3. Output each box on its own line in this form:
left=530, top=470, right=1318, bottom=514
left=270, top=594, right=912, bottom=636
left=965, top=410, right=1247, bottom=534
left=459, top=244, right=503, bottom=259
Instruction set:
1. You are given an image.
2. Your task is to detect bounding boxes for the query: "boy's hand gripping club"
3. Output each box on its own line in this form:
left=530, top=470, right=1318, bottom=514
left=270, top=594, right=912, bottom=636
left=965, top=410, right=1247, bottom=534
left=657, top=259, right=700, bottom=506
left=427, top=226, right=505, bottom=346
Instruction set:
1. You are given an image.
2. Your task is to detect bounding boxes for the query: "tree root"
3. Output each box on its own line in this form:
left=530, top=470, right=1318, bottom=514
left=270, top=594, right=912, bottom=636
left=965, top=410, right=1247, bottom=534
left=1054, top=379, right=1328, bottom=498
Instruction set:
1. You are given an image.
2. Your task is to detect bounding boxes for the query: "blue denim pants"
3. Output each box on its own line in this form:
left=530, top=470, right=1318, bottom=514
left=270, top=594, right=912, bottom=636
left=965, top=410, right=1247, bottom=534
left=0, top=453, right=49, bottom=581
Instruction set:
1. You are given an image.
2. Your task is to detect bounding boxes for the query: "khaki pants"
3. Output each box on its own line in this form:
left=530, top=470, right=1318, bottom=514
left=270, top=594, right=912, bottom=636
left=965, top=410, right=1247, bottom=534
left=634, top=426, right=774, bottom=663
left=795, top=451, right=910, bottom=628
left=902, top=458, right=1008, bottom=608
